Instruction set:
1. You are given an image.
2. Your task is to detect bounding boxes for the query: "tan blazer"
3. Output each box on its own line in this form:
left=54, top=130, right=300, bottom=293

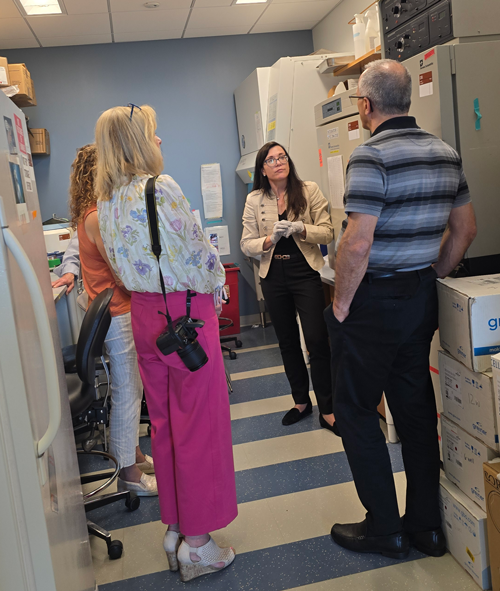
left=240, top=181, right=334, bottom=278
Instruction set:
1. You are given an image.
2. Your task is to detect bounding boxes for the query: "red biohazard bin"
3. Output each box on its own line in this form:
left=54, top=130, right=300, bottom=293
left=221, top=263, right=240, bottom=335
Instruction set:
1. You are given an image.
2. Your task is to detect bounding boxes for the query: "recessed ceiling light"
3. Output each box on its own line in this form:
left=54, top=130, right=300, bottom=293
left=15, top=0, right=66, bottom=16
left=144, top=2, right=161, bottom=7
left=234, top=0, right=267, bottom=4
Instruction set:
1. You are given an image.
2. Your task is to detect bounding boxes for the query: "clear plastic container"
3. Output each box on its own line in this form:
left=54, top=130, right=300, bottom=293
left=364, top=7, right=380, bottom=53
left=352, top=13, right=366, bottom=60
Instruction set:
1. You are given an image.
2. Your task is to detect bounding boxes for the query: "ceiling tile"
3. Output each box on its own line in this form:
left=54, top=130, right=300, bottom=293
left=27, top=13, right=111, bottom=37
left=39, top=33, right=113, bottom=46
left=0, top=37, right=39, bottom=50
left=189, top=5, right=265, bottom=28
left=0, top=0, right=21, bottom=18
left=184, top=25, right=250, bottom=37
left=251, top=20, right=316, bottom=33
left=273, top=0, right=339, bottom=4
left=257, top=0, right=335, bottom=24
left=114, top=29, right=183, bottom=41
left=192, top=0, right=233, bottom=7
left=0, top=17, right=33, bottom=39
left=64, top=0, right=109, bottom=14
left=110, top=0, right=191, bottom=11
left=112, top=8, right=189, bottom=32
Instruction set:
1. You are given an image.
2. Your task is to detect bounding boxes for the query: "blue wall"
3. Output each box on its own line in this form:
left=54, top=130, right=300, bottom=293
left=4, top=31, right=313, bottom=317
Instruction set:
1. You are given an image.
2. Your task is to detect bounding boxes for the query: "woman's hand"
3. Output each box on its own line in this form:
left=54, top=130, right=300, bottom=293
left=284, top=221, right=305, bottom=238
left=270, top=221, right=289, bottom=244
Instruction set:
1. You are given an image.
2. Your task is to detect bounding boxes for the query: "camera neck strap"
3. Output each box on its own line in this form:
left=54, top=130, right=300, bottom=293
left=144, top=177, right=193, bottom=329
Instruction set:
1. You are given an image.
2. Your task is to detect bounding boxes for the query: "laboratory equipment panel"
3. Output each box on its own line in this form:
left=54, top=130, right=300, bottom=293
left=406, top=41, right=500, bottom=273
left=316, top=103, right=370, bottom=241
left=380, top=0, right=440, bottom=35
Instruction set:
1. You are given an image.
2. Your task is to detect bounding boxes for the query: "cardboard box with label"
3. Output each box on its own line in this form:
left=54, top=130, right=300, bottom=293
left=0, top=56, right=10, bottom=87
left=439, top=474, right=491, bottom=590
left=491, top=354, right=500, bottom=438
left=8, top=63, right=32, bottom=97
left=29, top=129, right=50, bottom=155
left=484, top=460, right=500, bottom=591
left=438, top=275, right=500, bottom=372
left=442, top=415, right=498, bottom=511
left=439, top=350, right=498, bottom=450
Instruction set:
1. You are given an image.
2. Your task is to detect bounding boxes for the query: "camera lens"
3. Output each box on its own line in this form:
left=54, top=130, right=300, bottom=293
left=178, top=340, right=208, bottom=372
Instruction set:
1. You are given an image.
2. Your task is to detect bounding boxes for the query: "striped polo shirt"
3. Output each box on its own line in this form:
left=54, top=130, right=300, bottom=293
left=343, top=116, right=471, bottom=272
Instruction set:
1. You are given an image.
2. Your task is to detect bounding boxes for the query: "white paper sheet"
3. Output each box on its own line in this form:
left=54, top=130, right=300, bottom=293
left=327, top=155, right=345, bottom=209
left=201, top=163, right=223, bottom=220
left=204, top=225, right=230, bottom=256
left=348, top=128, right=360, bottom=141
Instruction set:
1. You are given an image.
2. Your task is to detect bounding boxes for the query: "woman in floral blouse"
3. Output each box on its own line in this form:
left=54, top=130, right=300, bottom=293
left=95, top=105, right=237, bottom=583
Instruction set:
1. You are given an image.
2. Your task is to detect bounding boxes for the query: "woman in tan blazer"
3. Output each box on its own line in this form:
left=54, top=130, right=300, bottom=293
left=241, top=142, right=337, bottom=434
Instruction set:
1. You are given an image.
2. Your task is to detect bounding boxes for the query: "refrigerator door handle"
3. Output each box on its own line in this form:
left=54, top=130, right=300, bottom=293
left=2, top=226, right=62, bottom=458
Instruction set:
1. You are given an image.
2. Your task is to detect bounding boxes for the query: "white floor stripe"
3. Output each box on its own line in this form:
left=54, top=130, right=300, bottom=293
left=236, top=343, right=280, bottom=354
left=230, top=392, right=316, bottom=421
left=231, top=365, right=285, bottom=381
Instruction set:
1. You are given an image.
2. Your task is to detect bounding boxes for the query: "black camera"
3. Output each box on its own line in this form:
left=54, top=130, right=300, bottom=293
left=157, top=315, right=208, bottom=372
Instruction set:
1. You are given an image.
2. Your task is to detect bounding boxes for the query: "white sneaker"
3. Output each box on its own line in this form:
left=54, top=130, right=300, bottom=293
left=136, top=454, right=154, bottom=474
left=117, top=473, right=158, bottom=496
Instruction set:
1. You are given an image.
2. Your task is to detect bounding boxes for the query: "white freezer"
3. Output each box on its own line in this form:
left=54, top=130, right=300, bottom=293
left=0, top=92, right=95, bottom=590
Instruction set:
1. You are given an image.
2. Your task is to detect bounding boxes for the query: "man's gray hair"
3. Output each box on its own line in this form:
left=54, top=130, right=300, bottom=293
left=358, top=59, right=412, bottom=115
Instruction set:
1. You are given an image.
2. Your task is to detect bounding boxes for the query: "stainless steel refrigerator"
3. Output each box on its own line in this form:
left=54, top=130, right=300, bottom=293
left=0, top=92, right=96, bottom=590
left=405, top=40, right=500, bottom=274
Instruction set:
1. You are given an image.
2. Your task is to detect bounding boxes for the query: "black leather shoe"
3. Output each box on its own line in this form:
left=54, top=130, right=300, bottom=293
left=331, top=520, right=410, bottom=559
left=282, top=402, right=312, bottom=426
left=408, top=528, right=446, bottom=557
left=319, top=414, right=341, bottom=437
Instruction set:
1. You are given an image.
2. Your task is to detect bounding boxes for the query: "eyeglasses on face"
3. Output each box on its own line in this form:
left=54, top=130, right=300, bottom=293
left=264, top=154, right=289, bottom=167
left=128, top=103, right=142, bottom=121
left=348, top=95, right=370, bottom=102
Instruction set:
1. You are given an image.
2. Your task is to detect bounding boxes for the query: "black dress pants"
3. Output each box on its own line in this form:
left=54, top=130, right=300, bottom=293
left=261, top=254, right=332, bottom=415
left=324, top=266, right=440, bottom=536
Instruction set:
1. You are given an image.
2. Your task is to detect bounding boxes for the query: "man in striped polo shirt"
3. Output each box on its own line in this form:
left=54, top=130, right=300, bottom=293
left=325, top=59, right=477, bottom=559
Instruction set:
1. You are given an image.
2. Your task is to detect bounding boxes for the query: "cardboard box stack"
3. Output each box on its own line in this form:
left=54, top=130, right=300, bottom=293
left=8, top=63, right=36, bottom=108
left=439, top=475, right=491, bottom=589
left=437, top=275, right=500, bottom=587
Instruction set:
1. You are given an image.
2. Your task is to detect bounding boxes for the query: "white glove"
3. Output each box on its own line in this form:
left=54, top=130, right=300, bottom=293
left=270, top=220, right=291, bottom=244
left=284, top=220, right=304, bottom=238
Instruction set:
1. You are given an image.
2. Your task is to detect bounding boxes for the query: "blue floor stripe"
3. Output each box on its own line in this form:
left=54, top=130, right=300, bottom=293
left=229, top=371, right=305, bottom=405
left=225, top=346, right=284, bottom=373
left=236, top=445, right=405, bottom=504
left=100, top=533, right=425, bottom=591
left=82, top=444, right=404, bottom=531
left=231, top=405, right=321, bottom=445
left=230, top=325, right=279, bottom=349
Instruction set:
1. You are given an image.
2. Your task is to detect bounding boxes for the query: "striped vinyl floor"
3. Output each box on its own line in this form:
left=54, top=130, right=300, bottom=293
left=84, top=325, right=479, bottom=591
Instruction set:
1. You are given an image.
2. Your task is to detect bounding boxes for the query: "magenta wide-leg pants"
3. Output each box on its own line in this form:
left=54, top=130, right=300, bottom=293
left=131, top=291, right=238, bottom=536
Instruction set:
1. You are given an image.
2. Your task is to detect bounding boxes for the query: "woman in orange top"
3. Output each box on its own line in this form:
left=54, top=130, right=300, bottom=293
left=69, top=144, right=157, bottom=496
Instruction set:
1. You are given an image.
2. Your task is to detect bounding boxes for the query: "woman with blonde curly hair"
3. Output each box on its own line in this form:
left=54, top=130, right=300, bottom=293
left=69, top=144, right=158, bottom=496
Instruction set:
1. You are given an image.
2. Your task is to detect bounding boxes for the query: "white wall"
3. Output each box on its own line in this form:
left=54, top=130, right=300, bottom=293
left=313, top=0, right=371, bottom=54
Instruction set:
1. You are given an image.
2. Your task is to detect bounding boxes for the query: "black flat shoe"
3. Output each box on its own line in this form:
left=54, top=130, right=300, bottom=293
left=282, top=402, right=312, bottom=426
left=408, top=528, right=446, bottom=557
left=331, top=520, right=410, bottom=560
left=319, top=414, right=341, bottom=437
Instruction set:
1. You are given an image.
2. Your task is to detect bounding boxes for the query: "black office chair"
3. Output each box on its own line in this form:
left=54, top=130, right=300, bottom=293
left=66, top=288, right=139, bottom=560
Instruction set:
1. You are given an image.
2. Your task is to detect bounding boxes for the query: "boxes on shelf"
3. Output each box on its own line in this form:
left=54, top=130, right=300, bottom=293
left=439, top=350, right=498, bottom=450
left=439, top=474, right=491, bottom=590
left=483, top=460, right=500, bottom=591
left=437, top=275, right=500, bottom=372
left=442, top=415, right=498, bottom=512
left=8, top=63, right=36, bottom=108
left=29, top=129, right=50, bottom=155
left=430, top=329, right=443, bottom=413
left=0, top=56, right=10, bottom=87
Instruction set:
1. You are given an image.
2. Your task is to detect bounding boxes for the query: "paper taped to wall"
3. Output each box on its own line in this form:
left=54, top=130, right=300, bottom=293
left=201, top=163, right=223, bottom=220
left=327, top=155, right=345, bottom=209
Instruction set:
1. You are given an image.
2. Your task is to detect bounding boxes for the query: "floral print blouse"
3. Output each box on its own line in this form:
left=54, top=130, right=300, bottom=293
left=97, top=174, right=225, bottom=294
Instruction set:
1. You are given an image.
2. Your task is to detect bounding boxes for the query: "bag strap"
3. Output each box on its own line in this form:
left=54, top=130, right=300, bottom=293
left=144, top=177, right=193, bottom=328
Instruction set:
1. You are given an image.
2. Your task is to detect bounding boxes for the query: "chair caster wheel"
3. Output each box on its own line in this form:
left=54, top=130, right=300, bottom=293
left=125, top=494, right=140, bottom=512
left=229, top=351, right=237, bottom=360
left=82, top=439, right=96, bottom=453
left=236, top=340, right=242, bottom=348
left=108, top=540, right=123, bottom=560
